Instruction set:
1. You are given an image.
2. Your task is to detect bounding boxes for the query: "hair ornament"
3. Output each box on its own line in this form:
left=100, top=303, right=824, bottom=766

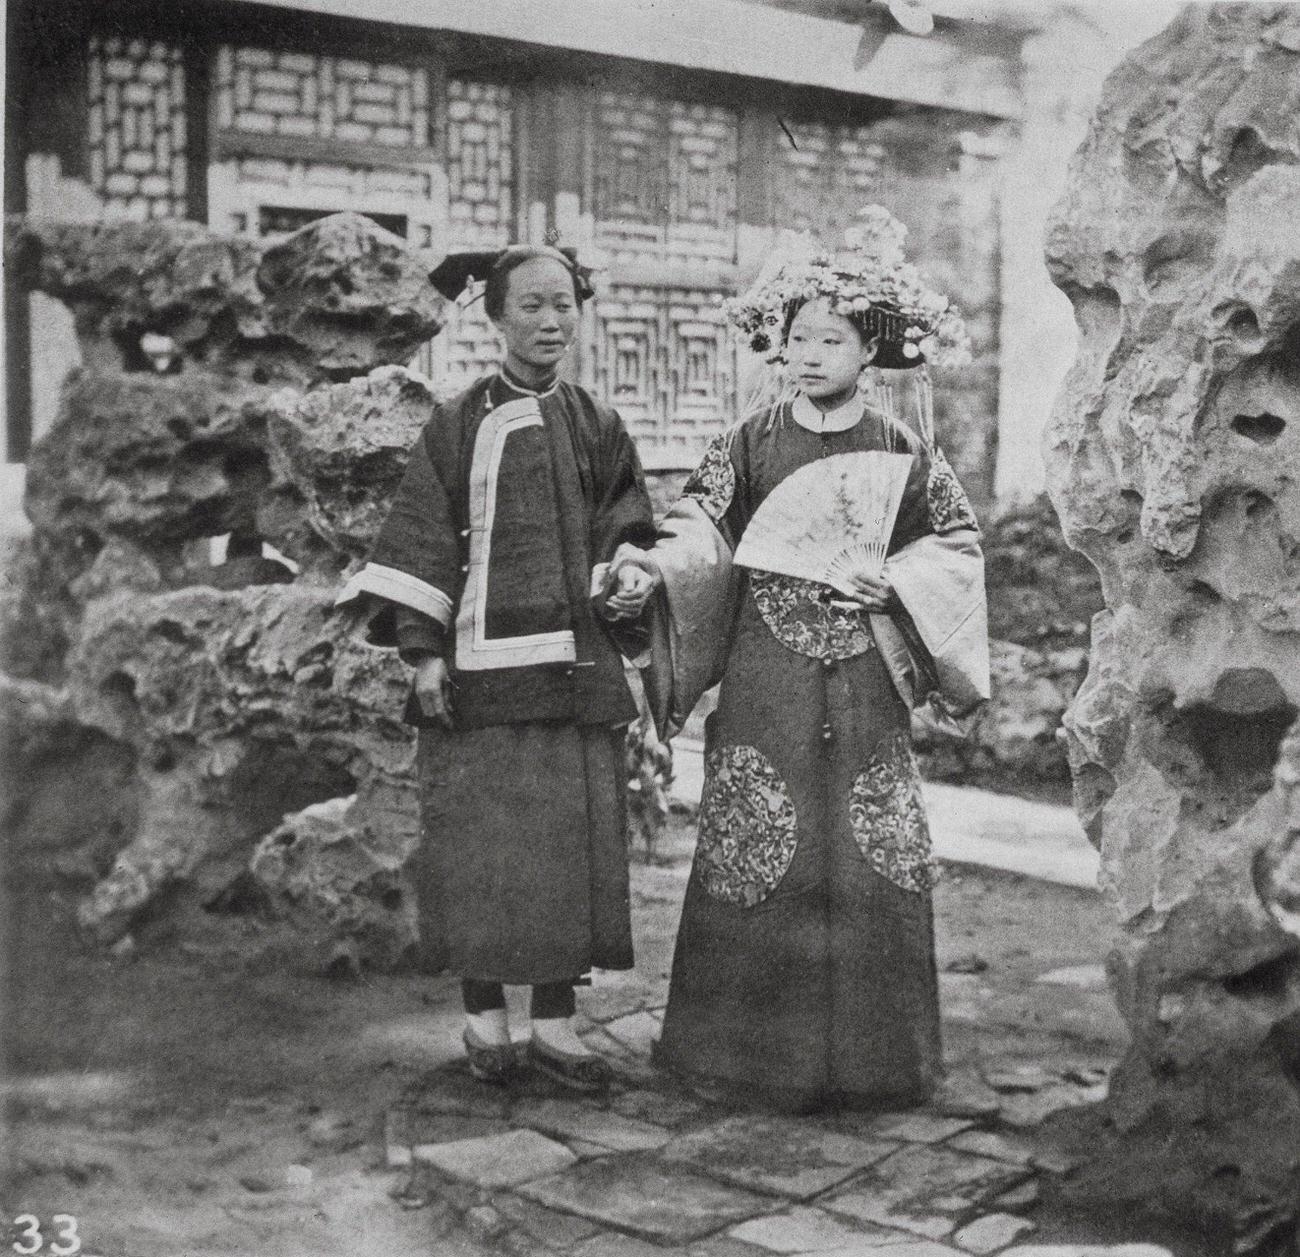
left=724, top=206, right=971, bottom=370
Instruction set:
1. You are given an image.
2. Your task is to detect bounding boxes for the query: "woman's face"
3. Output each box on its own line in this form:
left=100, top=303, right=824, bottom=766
left=786, top=298, right=876, bottom=402
left=493, top=257, right=580, bottom=375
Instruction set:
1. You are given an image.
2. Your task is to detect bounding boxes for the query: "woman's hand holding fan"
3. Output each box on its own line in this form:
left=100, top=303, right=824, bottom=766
left=830, top=566, right=895, bottom=611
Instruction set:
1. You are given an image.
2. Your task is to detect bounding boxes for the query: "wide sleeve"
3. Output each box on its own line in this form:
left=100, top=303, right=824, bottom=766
left=590, top=406, right=656, bottom=564
left=335, top=409, right=464, bottom=647
left=612, top=424, right=748, bottom=739
left=872, top=446, right=989, bottom=730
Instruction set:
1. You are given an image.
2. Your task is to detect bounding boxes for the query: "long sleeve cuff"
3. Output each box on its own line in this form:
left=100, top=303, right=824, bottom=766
left=394, top=603, right=447, bottom=665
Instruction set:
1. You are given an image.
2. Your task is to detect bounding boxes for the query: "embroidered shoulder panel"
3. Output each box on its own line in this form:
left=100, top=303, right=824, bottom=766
left=682, top=432, right=737, bottom=523
left=750, top=571, right=875, bottom=661
left=927, top=449, right=979, bottom=534
left=849, top=733, right=937, bottom=894
left=696, top=743, right=798, bottom=908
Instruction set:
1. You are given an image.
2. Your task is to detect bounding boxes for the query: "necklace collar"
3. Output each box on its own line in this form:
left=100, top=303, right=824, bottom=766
left=497, top=365, right=561, bottom=398
left=791, top=389, right=865, bottom=434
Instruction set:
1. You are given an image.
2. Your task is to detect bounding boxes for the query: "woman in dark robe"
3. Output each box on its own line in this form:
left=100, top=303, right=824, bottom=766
left=339, top=245, right=656, bottom=1090
left=611, top=212, right=989, bottom=1111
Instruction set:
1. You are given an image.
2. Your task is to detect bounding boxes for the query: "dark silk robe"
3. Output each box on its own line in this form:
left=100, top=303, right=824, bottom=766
left=641, top=397, right=987, bottom=1110
left=339, top=372, right=655, bottom=983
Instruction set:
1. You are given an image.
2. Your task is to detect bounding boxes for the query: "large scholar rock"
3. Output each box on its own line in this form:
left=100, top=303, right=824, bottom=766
left=66, top=583, right=416, bottom=944
left=3, top=212, right=451, bottom=967
left=1044, top=6, right=1300, bottom=1248
left=5, top=212, right=446, bottom=385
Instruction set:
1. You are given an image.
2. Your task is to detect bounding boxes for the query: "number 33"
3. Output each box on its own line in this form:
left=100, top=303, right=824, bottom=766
left=12, top=1215, right=82, bottom=1255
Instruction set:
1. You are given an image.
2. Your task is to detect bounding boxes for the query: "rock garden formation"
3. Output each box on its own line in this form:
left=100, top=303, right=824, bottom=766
left=1044, top=5, right=1300, bottom=1250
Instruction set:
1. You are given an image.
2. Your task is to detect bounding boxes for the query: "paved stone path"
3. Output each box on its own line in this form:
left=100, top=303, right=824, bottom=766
left=385, top=1008, right=1148, bottom=1257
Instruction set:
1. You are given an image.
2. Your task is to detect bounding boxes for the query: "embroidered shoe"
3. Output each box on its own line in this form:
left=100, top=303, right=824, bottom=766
left=463, top=1027, right=517, bottom=1086
left=527, top=1037, right=612, bottom=1094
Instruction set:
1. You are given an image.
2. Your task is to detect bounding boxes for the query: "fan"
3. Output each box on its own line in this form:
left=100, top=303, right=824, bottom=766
left=734, top=451, right=914, bottom=594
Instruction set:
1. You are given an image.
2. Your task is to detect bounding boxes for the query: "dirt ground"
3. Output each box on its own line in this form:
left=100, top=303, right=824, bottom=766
left=1, top=810, right=1130, bottom=1257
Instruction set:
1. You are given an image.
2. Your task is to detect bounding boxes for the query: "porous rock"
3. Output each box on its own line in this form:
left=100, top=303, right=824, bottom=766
left=4, top=213, right=447, bottom=963
left=257, top=212, right=446, bottom=379
left=5, top=212, right=445, bottom=385
left=1043, top=5, right=1300, bottom=1247
left=250, top=795, right=418, bottom=970
left=260, top=365, right=434, bottom=572
left=66, top=583, right=417, bottom=945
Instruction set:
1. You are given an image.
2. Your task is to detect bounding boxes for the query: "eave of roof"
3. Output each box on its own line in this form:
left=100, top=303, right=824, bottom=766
left=225, top=0, right=1024, bottom=118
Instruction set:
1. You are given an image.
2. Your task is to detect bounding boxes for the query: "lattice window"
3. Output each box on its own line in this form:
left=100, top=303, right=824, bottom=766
left=588, top=285, right=735, bottom=467
left=445, top=80, right=515, bottom=248
left=775, top=119, right=886, bottom=244
left=213, top=47, right=431, bottom=149
left=592, top=91, right=737, bottom=270
left=87, top=36, right=188, bottom=220
left=419, top=80, right=517, bottom=392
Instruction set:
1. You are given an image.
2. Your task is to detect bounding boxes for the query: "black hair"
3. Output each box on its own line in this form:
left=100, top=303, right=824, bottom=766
left=483, top=246, right=589, bottom=320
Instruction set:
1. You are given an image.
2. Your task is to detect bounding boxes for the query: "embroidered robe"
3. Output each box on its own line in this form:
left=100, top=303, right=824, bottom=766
left=339, top=374, right=655, bottom=982
left=633, top=399, right=988, bottom=1109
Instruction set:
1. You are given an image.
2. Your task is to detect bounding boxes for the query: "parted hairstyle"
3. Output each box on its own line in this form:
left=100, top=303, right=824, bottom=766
left=483, top=245, right=592, bottom=321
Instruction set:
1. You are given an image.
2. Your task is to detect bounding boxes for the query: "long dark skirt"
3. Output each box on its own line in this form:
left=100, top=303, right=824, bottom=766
left=657, top=591, right=942, bottom=1111
left=409, top=721, right=632, bottom=984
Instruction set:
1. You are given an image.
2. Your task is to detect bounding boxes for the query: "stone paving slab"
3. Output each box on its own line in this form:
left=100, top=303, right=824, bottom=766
left=991, top=1181, right=1040, bottom=1210
left=580, top=1026, right=658, bottom=1083
left=490, top=1190, right=605, bottom=1248
left=514, top=1095, right=674, bottom=1152
left=862, top=1112, right=976, bottom=1145
left=953, top=1213, right=1037, bottom=1254
left=401, top=1110, right=515, bottom=1147
left=663, top=1114, right=899, bottom=1200
left=1002, top=1249, right=1172, bottom=1257
left=945, top=1130, right=1036, bottom=1166
left=603, top=1009, right=664, bottom=1057
left=729, top=1204, right=913, bottom=1251
left=824, top=1145, right=1032, bottom=1240
left=414, top=1128, right=577, bottom=1189
left=519, top=1150, right=773, bottom=1245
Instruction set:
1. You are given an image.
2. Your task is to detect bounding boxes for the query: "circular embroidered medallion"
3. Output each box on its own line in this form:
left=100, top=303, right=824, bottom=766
left=849, top=734, right=937, bottom=893
left=749, top=571, right=875, bottom=661
left=696, top=744, right=798, bottom=907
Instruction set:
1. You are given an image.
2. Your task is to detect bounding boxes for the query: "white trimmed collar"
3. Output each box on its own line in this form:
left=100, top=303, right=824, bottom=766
left=791, top=390, right=865, bottom=434
left=496, top=367, right=562, bottom=399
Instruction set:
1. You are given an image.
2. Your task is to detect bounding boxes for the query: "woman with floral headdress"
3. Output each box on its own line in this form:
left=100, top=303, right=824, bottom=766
left=338, top=244, right=657, bottom=1091
left=610, top=207, right=989, bottom=1110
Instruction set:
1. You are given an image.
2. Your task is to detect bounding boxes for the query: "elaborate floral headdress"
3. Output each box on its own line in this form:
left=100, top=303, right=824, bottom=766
left=723, top=206, right=971, bottom=369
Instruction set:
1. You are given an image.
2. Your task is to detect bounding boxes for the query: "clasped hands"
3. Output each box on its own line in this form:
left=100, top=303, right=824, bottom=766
left=600, top=555, right=660, bottom=622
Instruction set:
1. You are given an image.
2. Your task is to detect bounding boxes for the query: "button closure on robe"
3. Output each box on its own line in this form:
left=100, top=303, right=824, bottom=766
left=821, top=722, right=835, bottom=743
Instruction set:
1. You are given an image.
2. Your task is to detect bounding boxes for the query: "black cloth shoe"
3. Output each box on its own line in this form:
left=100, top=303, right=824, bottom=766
left=527, top=1037, right=612, bottom=1094
left=463, top=1027, right=516, bottom=1085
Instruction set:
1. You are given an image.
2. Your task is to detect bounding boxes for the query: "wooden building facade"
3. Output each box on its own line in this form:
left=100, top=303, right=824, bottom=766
left=6, top=0, right=1019, bottom=496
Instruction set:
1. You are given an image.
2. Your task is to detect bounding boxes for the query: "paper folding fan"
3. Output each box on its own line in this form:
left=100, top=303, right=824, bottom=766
left=733, top=451, right=914, bottom=594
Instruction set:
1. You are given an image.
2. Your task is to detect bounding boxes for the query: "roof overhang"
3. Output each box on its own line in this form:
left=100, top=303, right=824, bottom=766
left=225, top=0, right=1024, bottom=119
